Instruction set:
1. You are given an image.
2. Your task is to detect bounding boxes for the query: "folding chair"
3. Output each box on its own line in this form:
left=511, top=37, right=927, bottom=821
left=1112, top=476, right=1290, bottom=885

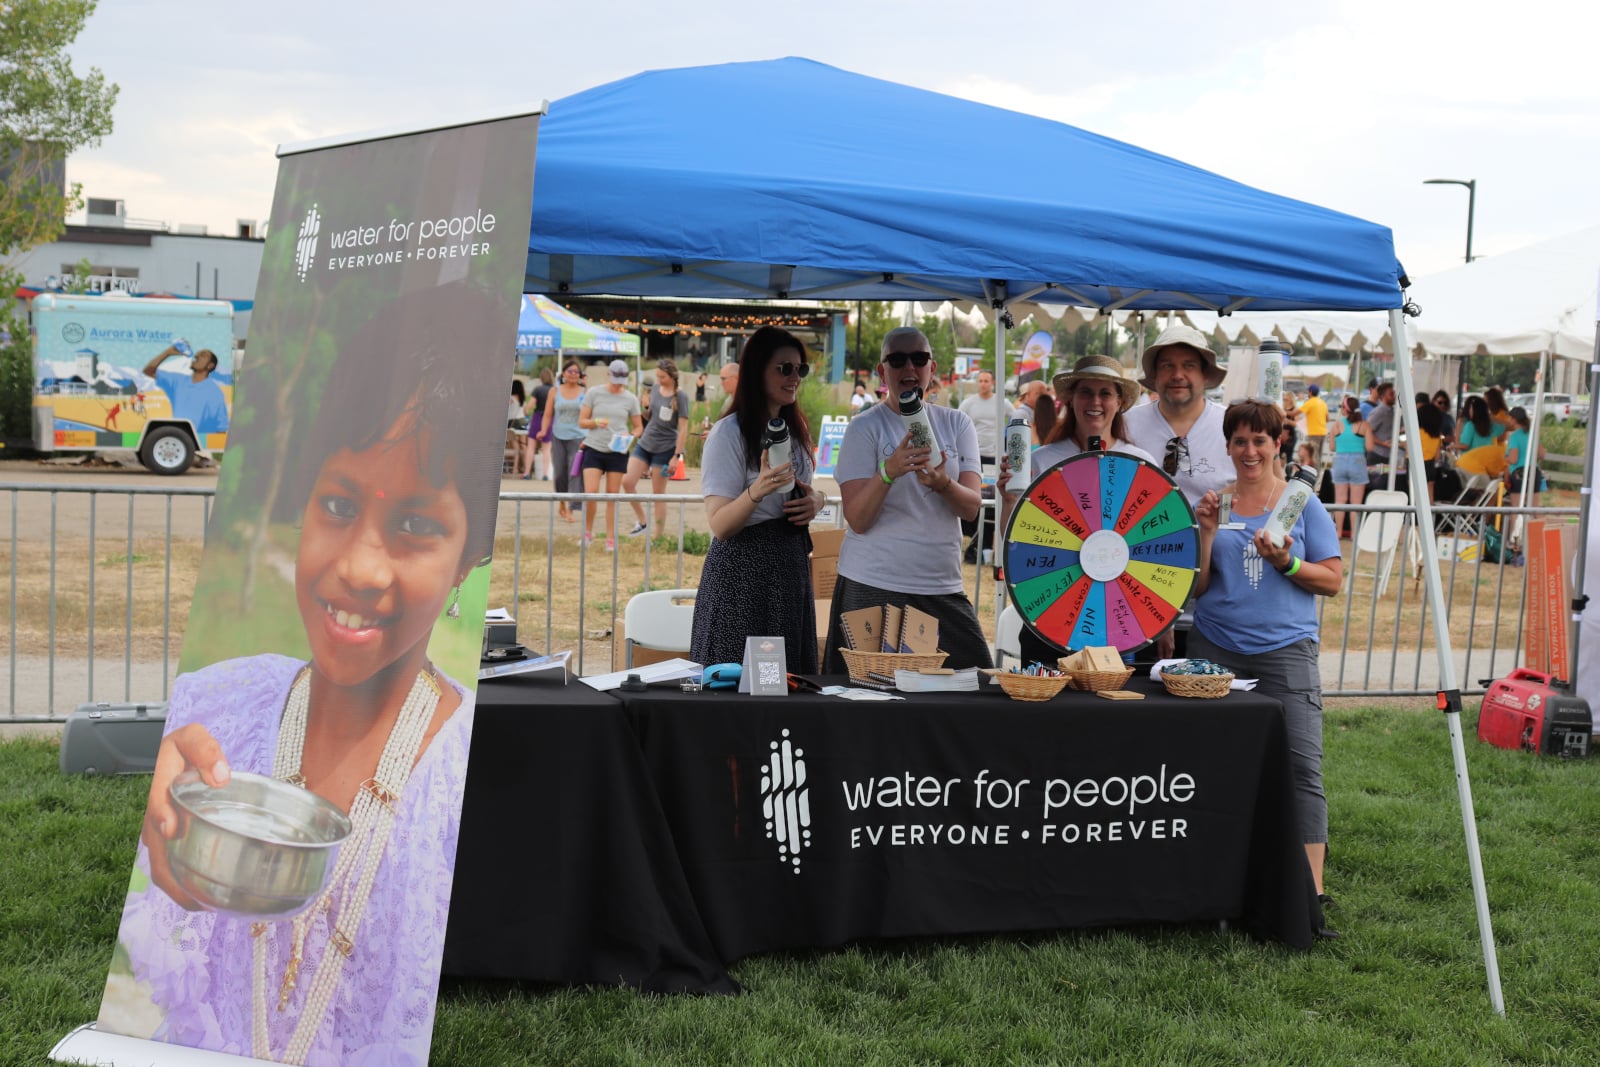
left=1356, top=489, right=1409, bottom=597
left=1440, top=472, right=1492, bottom=541
left=622, top=588, right=698, bottom=667
left=995, top=604, right=1023, bottom=669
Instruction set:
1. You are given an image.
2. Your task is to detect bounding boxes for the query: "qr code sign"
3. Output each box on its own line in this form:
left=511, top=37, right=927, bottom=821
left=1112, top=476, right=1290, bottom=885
left=758, top=661, right=784, bottom=688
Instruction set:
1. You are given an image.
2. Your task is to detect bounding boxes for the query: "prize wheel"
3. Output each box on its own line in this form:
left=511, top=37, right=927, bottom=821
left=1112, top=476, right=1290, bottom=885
left=1002, top=450, right=1199, bottom=654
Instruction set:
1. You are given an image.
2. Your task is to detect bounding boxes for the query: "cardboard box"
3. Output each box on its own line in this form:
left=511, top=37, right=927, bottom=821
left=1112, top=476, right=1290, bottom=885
left=810, top=527, right=846, bottom=600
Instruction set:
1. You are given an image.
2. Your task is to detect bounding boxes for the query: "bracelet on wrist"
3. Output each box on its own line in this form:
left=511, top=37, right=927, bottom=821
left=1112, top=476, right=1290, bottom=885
left=747, top=484, right=759, bottom=503
left=879, top=459, right=895, bottom=485
left=1276, top=556, right=1302, bottom=577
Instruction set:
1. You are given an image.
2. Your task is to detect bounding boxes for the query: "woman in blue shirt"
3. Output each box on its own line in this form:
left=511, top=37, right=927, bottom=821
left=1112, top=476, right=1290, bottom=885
left=1193, top=400, right=1343, bottom=927
left=1504, top=406, right=1546, bottom=503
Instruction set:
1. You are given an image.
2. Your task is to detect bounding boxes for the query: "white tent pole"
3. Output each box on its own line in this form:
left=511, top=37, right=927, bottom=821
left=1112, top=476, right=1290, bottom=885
left=1566, top=318, right=1600, bottom=687
left=1511, top=351, right=1549, bottom=550
left=992, top=297, right=1010, bottom=661
left=1390, top=306, right=1506, bottom=1016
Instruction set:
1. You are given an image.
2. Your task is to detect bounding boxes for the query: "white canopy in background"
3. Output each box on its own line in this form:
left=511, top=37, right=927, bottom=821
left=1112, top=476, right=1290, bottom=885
left=1179, top=225, right=1600, bottom=369
left=1404, top=225, right=1600, bottom=362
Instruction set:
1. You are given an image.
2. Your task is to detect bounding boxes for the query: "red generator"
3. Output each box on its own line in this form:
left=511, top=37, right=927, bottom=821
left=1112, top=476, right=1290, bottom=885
left=1476, top=668, right=1592, bottom=758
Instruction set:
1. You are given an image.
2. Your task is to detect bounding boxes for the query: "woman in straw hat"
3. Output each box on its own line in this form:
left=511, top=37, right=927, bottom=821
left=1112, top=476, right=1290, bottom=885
left=997, top=354, right=1156, bottom=668
left=1036, top=354, right=1154, bottom=469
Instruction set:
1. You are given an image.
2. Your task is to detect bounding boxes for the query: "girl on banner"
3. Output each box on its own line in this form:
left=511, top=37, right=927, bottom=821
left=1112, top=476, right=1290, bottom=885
left=691, top=326, right=825, bottom=672
left=108, top=295, right=503, bottom=1065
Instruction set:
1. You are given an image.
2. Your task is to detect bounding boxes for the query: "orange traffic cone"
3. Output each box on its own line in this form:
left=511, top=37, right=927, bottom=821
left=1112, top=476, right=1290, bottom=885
left=669, top=454, right=689, bottom=481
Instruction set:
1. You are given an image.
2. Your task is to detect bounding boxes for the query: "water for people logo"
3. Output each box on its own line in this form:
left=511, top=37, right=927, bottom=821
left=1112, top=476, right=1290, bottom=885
left=294, top=204, right=321, bottom=281
left=760, top=728, right=812, bottom=872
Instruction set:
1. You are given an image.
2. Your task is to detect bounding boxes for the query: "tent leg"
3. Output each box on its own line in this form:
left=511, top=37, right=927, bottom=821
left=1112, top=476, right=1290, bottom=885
left=991, top=297, right=1009, bottom=663
left=1391, top=306, right=1506, bottom=1016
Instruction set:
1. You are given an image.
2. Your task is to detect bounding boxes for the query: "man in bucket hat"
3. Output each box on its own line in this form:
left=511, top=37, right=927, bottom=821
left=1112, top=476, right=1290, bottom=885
left=1123, top=323, right=1233, bottom=659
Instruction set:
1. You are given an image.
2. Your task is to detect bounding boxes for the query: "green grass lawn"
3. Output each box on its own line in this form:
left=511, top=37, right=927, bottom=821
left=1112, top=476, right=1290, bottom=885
left=5, top=703, right=1600, bottom=1066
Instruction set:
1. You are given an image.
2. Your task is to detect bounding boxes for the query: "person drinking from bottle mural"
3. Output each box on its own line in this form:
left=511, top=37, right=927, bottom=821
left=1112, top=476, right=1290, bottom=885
left=144, top=340, right=230, bottom=436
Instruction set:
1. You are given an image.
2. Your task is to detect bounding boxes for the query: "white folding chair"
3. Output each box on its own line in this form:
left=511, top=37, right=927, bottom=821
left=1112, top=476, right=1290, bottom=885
left=1356, top=489, right=1409, bottom=597
left=995, top=604, right=1024, bottom=669
left=623, top=588, right=698, bottom=667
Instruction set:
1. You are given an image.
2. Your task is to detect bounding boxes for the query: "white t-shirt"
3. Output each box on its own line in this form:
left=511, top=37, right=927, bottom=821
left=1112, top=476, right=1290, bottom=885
left=835, top=402, right=980, bottom=595
left=958, top=393, right=1003, bottom=457
left=699, top=415, right=814, bottom=532
left=1031, top=437, right=1157, bottom=473
left=1122, top=400, right=1233, bottom=506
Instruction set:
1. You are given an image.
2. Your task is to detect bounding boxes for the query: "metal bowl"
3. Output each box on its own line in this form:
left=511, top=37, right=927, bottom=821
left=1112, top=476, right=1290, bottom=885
left=164, top=770, right=352, bottom=918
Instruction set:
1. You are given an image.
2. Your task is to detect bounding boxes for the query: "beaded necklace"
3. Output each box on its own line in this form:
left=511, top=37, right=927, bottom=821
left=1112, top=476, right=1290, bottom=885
left=250, top=664, right=441, bottom=1064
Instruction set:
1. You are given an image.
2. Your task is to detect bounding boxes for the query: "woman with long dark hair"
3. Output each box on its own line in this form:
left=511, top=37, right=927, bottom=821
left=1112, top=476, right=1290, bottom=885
left=540, top=360, right=589, bottom=522
left=690, top=326, right=826, bottom=671
left=1455, top=394, right=1504, bottom=450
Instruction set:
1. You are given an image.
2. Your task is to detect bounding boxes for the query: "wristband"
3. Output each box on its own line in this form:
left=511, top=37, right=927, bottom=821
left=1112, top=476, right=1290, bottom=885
left=1276, top=556, right=1301, bottom=577
left=879, top=459, right=895, bottom=485
left=747, top=484, right=759, bottom=503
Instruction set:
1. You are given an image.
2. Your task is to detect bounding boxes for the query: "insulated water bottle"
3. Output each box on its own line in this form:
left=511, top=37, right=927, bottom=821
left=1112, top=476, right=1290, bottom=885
left=1256, top=340, right=1287, bottom=403
left=897, top=388, right=943, bottom=466
left=1264, top=466, right=1317, bottom=548
left=763, top=418, right=794, bottom=494
left=1003, top=416, right=1030, bottom=493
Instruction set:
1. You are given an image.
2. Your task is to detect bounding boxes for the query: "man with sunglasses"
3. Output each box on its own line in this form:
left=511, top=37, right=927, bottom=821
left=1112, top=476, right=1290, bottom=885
left=822, top=327, right=993, bottom=673
left=1122, top=324, right=1234, bottom=659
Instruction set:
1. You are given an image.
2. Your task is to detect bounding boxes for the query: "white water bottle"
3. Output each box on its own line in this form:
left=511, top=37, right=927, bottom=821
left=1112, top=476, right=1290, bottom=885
left=763, top=418, right=794, bottom=494
left=897, top=388, right=943, bottom=466
left=1003, top=416, right=1030, bottom=494
left=1255, top=340, right=1287, bottom=403
left=1264, top=466, right=1317, bottom=548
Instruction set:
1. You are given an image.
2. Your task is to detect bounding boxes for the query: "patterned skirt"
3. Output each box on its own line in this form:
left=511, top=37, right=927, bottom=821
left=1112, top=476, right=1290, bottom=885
left=689, top=517, right=818, bottom=673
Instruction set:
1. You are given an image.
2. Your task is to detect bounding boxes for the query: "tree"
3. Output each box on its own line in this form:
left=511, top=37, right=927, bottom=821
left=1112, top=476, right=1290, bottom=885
left=0, top=0, right=118, bottom=440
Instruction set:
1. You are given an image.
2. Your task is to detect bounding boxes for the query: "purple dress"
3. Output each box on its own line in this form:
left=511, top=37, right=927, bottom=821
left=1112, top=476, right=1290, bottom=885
left=102, top=654, right=474, bottom=1066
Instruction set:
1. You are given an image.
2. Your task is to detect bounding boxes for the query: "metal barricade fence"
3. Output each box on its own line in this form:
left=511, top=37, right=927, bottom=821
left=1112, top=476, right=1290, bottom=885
left=0, top=482, right=1578, bottom=721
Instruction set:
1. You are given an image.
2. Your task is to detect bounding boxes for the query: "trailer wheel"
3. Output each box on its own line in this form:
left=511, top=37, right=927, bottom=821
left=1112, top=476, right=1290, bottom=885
left=139, top=427, right=196, bottom=475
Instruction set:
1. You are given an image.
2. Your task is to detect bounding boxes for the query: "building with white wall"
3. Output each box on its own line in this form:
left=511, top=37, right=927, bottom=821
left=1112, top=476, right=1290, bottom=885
left=10, top=198, right=264, bottom=343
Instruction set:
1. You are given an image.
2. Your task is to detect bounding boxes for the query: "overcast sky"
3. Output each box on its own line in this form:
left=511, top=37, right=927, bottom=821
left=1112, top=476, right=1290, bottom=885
left=64, top=0, right=1598, bottom=282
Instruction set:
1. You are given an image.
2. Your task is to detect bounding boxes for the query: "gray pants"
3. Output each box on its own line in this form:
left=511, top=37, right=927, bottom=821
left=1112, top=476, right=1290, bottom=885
left=550, top=437, right=583, bottom=498
left=1186, top=631, right=1327, bottom=845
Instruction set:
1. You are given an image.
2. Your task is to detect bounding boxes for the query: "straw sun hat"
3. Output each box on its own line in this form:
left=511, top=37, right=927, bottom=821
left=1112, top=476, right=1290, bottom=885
left=1052, top=354, right=1142, bottom=409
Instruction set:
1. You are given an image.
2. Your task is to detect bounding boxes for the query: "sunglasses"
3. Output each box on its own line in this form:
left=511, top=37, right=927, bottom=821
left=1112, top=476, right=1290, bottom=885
left=775, top=361, right=811, bottom=379
left=1163, top=435, right=1190, bottom=476
left=883, top=351, right=933, bottom=369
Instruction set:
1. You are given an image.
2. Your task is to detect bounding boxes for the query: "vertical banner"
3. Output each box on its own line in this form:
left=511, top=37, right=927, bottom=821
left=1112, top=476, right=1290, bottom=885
left=1541, top=524, right=1572, bottom=683
left=1524, top=520, right=1548, bottom=672
left=87, top=112, right=540, bottom=1065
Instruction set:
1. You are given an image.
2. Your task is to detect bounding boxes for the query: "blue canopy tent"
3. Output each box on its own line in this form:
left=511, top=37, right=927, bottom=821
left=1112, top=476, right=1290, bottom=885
left=523, top=57, right=1501, bottom=1014
left=526, top=56, right=1403, bottom=317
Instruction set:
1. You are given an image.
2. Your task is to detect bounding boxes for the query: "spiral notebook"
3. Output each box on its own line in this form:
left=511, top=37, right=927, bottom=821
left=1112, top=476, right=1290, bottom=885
left=838, top=605, right=882, bottom=651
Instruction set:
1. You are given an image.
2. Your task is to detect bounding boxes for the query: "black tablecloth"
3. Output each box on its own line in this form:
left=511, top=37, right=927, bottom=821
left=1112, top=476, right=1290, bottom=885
left=441, top=674, right=736, bottom=993
left=619, top=679, right=1320, bottom=963
left=444, top=675, right=1320, bottom=993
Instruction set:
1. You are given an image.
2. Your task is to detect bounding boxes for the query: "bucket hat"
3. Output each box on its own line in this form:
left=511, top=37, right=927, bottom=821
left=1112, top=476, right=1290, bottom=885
left=1139, top=324, right=1225, bottom=390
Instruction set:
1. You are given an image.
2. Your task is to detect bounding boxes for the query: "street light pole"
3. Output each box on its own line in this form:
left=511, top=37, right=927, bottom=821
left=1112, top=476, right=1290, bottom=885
left=1424, top=178, right=1476, bottom=263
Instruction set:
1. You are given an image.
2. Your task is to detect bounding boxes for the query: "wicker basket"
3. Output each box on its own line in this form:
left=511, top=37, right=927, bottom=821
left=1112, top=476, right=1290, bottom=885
left=840, top=648, right=948, bottom=683
left=983, top=670, right=1071, bottom=702
left=1059, top=663, right=1136, bottom=692
left=1160, top=672, right=1235, bottom=699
